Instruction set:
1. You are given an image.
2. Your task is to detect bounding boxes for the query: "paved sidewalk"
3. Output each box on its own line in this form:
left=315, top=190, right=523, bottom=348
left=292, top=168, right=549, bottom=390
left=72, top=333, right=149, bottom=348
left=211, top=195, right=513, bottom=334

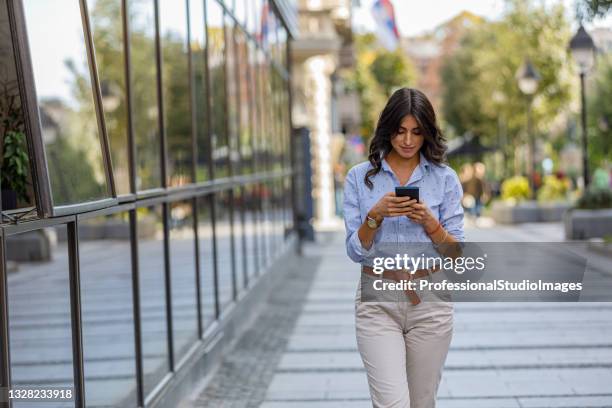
left=190, top=220, right=612, bottom=408
left=260, top=221, right=612, bottom=408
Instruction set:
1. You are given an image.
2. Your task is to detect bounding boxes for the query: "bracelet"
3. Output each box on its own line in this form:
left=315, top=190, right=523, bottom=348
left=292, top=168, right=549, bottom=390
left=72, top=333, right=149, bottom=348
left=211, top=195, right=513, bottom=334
left=433, top=228, right=448, bottom=250
left=425, top=220, right=441, bottom=235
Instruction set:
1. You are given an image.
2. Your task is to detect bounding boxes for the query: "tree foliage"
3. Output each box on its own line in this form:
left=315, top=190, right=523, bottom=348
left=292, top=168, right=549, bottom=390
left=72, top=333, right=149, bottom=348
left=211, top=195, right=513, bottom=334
left=587, top=53, right=612, bottom=169
left=440, top=0, right=574, bottom=176
left=344, top=33, right=417, bottom=141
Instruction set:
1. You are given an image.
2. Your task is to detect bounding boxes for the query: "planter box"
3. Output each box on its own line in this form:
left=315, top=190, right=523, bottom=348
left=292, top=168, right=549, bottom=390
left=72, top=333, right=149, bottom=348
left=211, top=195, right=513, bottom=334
left=539, top=202, right=572, bottom=222
left=564, top=208, right=612, bottom=240
left=6, top=229, right=53, bottom=262
left=491, top=200, right=571, bottom=224
left=587, top=238, right=612, bottom=258
left=56, top=217, right=157, bottom=241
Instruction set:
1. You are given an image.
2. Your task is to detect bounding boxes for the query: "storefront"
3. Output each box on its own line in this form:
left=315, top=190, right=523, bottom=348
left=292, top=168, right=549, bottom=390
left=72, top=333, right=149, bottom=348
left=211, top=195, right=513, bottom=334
left=0, top=0, right=297, bottom=406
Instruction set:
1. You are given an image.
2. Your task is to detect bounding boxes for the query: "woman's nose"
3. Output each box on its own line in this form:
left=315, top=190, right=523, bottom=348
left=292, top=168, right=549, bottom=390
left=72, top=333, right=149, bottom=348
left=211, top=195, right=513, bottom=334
left=401, top=132, right=413, bottom=144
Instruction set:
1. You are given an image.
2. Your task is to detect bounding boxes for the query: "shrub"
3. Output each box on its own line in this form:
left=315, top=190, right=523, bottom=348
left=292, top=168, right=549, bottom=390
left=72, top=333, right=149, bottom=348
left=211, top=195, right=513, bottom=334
left=537, top=175, right=570, bottom=203
left=501, top=176, right=531, bottom=203
left=575, top=187, right=612, bottom=210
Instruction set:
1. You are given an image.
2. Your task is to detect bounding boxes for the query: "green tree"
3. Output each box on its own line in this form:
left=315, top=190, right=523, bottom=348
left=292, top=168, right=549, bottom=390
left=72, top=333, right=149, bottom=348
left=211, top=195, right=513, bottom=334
left=370, top=50, right=416, bottom=97
left=441, top=0, right=574, bottom=177
left=587, top=53, right=612, bottom=169
left=344, top=33, right=417, bottom=142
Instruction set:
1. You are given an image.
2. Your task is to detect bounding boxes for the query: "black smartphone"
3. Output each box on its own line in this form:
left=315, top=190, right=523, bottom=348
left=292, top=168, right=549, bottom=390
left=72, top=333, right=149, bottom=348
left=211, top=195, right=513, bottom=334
left=395, top=186, right=419, bottom=201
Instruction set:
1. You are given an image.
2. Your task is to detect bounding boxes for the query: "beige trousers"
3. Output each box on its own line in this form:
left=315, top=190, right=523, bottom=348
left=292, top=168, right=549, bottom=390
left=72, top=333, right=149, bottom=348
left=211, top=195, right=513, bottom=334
left=354, top=273, right=453, bottom=408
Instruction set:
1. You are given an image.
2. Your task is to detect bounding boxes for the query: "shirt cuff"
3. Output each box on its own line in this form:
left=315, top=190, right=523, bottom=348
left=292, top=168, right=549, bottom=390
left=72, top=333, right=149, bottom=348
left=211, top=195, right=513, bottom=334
left=348, top=229, right=378, bottom=260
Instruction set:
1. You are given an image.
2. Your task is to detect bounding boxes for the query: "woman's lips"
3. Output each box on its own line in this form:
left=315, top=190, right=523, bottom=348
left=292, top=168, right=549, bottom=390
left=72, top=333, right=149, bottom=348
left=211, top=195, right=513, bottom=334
left=401, top=146, right=415, bottom=152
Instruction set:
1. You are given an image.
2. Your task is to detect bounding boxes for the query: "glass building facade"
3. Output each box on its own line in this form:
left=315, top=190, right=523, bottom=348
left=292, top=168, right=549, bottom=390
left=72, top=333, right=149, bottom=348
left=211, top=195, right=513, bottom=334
left=0, top=0, right=296, bottom=406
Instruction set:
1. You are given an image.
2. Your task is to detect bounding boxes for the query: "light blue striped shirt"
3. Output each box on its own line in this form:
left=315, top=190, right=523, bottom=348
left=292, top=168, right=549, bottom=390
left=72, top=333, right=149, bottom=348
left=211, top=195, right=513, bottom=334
left=343, top=150, right=465, bottom=266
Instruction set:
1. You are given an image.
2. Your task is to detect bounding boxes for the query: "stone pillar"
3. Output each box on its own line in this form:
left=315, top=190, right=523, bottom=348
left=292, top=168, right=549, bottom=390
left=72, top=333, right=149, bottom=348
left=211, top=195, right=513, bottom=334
left=304, top=54, right=337, bottom=228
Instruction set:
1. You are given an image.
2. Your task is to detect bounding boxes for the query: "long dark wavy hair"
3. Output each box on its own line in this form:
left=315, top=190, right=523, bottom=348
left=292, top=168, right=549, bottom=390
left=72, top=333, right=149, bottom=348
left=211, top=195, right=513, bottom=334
left=364, top=88, right=448, bottom=189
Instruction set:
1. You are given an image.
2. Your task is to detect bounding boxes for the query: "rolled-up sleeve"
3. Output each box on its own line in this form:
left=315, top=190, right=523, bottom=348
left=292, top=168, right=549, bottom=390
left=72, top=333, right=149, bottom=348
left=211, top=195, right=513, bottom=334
left=439, top=170, right=466, bottom=242
left=343, top=167, right=377, bottom=263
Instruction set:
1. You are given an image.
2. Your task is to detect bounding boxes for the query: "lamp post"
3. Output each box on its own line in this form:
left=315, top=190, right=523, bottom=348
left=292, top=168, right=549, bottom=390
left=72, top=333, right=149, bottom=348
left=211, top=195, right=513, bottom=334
left=492, top=91, right=508, bottom=179
left=516, top=58, right=541, bottom=199
left=569, top=24, right=596, bottom=188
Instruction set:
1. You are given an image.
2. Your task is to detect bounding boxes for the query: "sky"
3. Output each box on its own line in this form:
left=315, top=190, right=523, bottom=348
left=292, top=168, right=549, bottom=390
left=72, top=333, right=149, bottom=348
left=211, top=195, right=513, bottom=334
left=353, top=0, right=612, bottom=37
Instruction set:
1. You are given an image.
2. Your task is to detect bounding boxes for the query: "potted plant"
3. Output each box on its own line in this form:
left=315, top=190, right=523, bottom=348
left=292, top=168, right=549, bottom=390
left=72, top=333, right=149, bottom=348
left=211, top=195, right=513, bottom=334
left=1, top=130, right=30, bottom=210
left=1, top=73, right=29, bottom=211
left=490, top=176, right=539, bottom=223
left=564, top=187, right=612, bottom=240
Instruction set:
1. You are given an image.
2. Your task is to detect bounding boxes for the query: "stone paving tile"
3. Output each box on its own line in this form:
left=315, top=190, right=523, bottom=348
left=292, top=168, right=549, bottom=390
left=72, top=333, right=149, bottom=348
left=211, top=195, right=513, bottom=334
left=436, top=398, right=521, bottom=408
left=186, top=223, right=612, bottom=407
left=518, top=396, right=612, bottom=407
left=261, top=401, right=372, bottom=408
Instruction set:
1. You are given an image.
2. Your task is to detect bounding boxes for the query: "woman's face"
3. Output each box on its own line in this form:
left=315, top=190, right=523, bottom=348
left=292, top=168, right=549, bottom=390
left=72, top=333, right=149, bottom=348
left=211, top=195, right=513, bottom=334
left=390, top=114, right=424, bottom=160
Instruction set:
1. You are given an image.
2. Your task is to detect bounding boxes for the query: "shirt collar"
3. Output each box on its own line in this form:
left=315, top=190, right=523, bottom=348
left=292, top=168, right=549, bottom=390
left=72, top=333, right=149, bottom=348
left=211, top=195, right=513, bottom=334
left=381, top=150, right=430, bottom=175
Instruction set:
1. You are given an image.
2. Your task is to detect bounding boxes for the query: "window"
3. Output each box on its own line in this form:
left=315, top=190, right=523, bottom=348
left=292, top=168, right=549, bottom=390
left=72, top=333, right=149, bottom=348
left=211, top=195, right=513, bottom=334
left=0, top=0, right=34, bottom=215
left=189, top=0, right=210, bottom=182
left=87, top=0, right=131, bottom=196
left=207, top=1, right=229, bottom=179
left=160, top=0, right=193, bottom=187
left=129, top=0, right=162, bottom=192
left=22, top=0, right=114, bottom=210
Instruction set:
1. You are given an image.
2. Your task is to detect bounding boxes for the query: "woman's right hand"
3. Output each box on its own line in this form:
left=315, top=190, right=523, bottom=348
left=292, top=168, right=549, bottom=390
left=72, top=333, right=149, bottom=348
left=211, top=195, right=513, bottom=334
left=368, top=192, right=417, bottom=221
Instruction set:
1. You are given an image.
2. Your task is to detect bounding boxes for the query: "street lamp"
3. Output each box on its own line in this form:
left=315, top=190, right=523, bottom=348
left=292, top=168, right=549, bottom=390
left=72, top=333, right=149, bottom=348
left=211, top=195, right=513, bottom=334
left=516, top=58, right=541, bottom=199
left=569, top=24, right=596, bottom=188
left=492, top=91, right=508, bottom=178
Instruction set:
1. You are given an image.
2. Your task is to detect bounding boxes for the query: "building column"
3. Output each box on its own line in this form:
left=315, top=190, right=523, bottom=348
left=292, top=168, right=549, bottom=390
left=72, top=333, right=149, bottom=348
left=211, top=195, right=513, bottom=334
left=304, top=54, right=338, bottom=227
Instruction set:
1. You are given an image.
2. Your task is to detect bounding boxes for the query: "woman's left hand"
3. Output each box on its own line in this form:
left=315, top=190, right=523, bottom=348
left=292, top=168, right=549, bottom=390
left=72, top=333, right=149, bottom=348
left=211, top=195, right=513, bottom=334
left=405, top=199, right=438, bottom=233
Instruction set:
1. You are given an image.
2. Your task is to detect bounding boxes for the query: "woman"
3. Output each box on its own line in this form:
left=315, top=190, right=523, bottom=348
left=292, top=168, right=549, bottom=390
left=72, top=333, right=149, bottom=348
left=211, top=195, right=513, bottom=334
left=343, top=88, right=465, bottom=407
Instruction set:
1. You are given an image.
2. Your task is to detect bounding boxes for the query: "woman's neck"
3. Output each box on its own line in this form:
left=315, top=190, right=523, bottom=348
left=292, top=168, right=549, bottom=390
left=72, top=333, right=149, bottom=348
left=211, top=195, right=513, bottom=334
left=385, top=149, right=420, bottom=171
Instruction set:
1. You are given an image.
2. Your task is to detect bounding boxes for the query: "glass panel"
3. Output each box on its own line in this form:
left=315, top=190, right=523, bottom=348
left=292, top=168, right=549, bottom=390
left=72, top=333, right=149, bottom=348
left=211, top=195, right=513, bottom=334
left=261, top=179, right=272, bottom=267
left=271, top=68, right=280, bottom=172
left=207, top=1, right=229, bottom=179
left=284, top=175, right=292, bottom=239
left=252, top=0, right=263, bottom=41
left=278, top=24, right=287, bottom=70
left=22, top=1, right=110, bottom=206
left=136, top=204, right=169, bottom=397
left=232, top=186, right=246, bottom=291
left=169, top=199, right=198, bottom=360
left=7, top=226, right=75, bottom=407
left=260, top=0, right=269, bottom=49
left=189, top=0, right=210, bottom=182
left=214, top=190, right=234, bottom=311
left=247, top=40, right=260, bottom=174
left=234, top=0, right=247, bottom=26
left=257, top=48, right=268, bottom=173
left=79, top=212, right=137, bottom=406
left=225, top=14, right=240, bottom=176
left=1, top=1, right=35, bottom=213
left=236, top=28, right=252, bottom=175
left=263, top=55, right=272, bottom=172
left=128, top=0, right=162, bottom=191
left=160, top=0, right=193, bottom=187
left=257, top=182, right=270, bottom=271
left=87, top=0, right=130, bottom=196
left=196, top=194, right=216, bottom=329
left=244, top=183, right=258, bottom=280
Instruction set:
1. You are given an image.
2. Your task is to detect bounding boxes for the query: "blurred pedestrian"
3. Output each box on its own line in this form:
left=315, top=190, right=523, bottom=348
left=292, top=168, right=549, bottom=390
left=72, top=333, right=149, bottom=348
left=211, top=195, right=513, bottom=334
left=462, top=162, right=486, bottom=218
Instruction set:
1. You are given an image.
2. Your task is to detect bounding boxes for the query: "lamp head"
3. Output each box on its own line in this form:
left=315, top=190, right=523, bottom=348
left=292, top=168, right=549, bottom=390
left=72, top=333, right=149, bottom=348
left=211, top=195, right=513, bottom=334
left=569, top=25, right=596, bottom=74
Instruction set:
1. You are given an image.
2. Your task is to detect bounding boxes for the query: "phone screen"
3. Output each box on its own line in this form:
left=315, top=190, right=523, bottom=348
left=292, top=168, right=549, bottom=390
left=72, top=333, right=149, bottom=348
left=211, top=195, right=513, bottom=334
left=395, top=187, right=419, bottom=201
